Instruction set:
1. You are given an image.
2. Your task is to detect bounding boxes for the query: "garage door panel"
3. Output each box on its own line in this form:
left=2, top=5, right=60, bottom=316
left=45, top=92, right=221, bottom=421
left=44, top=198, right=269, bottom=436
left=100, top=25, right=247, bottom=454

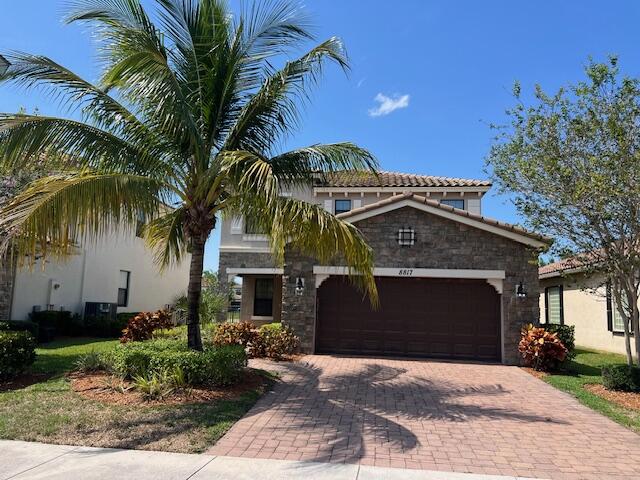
left=316, top=276, right=501, bottom=361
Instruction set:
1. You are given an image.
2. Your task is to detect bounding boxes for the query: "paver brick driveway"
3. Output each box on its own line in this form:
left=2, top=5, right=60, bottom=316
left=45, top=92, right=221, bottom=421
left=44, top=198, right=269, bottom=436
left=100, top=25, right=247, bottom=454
left=209, top=356, right=640, bottom=479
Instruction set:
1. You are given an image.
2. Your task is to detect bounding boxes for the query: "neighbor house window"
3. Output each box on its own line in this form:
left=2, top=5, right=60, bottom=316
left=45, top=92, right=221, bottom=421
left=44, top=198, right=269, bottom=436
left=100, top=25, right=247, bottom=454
left=334, top=199, right=352, bottom=215
left=544, top=286, right=563, bottom=324
left=118, top=270, right=130, bottom=307
left=253, top=278, right=274, bottom=317
left=607, top=283, right=630, bottom=333
left=440, top=199, right=464, bottom=209
left=135, top=211, right=145, bottom=238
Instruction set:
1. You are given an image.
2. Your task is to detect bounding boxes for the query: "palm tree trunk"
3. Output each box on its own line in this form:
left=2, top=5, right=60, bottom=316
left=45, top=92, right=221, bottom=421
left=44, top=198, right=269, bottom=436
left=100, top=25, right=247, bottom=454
left=187, top=237, right=205, bottom=351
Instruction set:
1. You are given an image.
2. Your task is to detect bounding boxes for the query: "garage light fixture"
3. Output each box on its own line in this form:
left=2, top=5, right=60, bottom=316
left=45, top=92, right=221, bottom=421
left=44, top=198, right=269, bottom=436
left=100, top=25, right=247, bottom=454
left=516, top=281, right=527, bottom=298
left=396, top=227, right=415, bottom=246
left=295, top=277, right=305, bottom=296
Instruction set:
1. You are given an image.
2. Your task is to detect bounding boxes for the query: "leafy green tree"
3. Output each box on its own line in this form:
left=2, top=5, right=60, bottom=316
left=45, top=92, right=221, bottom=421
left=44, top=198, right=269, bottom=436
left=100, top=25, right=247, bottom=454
left=487, top=57, right=640, bottom=365
left=0, top=0, right=378, bottom=350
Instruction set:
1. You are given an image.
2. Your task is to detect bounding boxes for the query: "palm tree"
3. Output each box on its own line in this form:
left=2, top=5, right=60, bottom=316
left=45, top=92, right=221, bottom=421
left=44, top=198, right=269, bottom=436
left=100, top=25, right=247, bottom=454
left=0, top=0, right=378, bottom=350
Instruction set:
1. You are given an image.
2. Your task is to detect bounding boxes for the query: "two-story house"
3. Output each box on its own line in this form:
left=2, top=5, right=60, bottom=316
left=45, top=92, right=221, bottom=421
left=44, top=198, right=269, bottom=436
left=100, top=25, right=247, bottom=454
left=218, top=170, right=548, bottom=364
left=4, top=223, right=190, bottom=322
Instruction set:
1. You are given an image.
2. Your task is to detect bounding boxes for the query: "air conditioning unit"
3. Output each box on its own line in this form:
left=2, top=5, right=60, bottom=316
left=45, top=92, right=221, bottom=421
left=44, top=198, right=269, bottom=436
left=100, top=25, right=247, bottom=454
left=84, top=302, right=117, bottom=323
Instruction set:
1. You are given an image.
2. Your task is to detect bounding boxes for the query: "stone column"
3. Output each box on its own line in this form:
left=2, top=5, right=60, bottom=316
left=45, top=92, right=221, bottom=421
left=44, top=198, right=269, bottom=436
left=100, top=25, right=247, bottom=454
left=281, top=249, right=317, bottom=353
left=0, top=254, right=15, bottom=322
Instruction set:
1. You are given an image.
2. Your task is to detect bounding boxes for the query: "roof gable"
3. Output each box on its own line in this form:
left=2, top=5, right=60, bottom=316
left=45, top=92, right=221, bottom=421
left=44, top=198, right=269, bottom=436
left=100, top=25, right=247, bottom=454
left=337, top=192, right=549, bottom=249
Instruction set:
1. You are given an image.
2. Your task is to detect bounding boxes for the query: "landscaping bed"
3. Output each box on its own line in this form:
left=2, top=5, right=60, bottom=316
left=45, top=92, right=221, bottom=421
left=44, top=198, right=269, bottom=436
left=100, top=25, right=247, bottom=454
left=523, top=348, right=640, bottom=433
left=0, top=336, right=277, bottom=453
left=69, top=369, right=268, bottom=407
left=584, top=383, right=640, bottom=411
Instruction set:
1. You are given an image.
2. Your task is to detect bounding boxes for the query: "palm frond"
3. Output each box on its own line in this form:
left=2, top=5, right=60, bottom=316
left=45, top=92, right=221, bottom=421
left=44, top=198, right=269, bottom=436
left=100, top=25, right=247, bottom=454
left=0, top=171, right=169, bottom=264
left=66, top=0, right=203, bottom=155
left=223, top=37, right=348, bottom=155
left=240, top=0, right=312, bottom=59
left=269, top=142, right=378, bottom=185
left=267, top=197, right=378, bottom=305
left=0, top=114, right=177, bottom=179
left=0, top=51, right=149, bottom=139
left=143, top=206, right=188, bottom=270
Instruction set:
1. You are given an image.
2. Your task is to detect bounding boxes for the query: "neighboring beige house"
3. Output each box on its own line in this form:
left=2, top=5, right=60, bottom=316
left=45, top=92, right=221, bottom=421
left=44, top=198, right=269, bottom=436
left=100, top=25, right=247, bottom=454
left=6, top=225, right=190, bottom=321
left=539, top=259, right=631, bottom=355
left=219, top=170, right=548, bottom=364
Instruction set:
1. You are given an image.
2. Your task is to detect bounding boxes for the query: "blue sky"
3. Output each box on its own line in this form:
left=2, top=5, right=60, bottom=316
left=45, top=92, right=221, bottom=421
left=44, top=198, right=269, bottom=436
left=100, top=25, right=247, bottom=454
left=2, top=1, right=640, bottom=271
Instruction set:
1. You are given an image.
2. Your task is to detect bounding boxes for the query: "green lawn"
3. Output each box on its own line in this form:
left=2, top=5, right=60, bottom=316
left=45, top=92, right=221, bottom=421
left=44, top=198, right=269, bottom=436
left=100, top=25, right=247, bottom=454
left=543, top=348, right=640, bottom=432
left=0, top=337, right=268, bottom=453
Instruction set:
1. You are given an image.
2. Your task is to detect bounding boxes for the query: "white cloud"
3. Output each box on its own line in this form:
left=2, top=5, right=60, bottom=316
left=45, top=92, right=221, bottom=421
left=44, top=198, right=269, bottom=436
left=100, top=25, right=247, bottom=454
left=368, top=93, right=410, bottom=117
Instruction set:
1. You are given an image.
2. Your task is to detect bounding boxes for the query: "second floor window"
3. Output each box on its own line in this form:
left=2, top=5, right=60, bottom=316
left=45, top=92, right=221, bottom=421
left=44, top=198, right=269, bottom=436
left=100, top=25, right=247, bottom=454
left=118, top=270, right=130, bottom=307
left=244, top=217, right=266, bottom=235
left=440, top=199, right=465, bottom=210
left=334, top=199, right=352, bottom=215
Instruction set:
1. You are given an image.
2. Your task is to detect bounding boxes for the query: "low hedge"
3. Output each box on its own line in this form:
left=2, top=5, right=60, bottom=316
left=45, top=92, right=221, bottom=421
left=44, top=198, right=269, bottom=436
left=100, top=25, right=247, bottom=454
left=28, top=310, right=138, bottom=339
left=106, top=340, right=247, bottom=386
left=1, top=320, right=39, bottom=339
left=0, top=327, right=37, bottom=380
left=602, top=365, right=640, bottom=392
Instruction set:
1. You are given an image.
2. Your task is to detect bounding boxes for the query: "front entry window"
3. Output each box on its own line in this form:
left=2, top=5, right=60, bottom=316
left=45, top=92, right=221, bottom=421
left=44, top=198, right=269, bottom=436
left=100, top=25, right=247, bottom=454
left=253, top=278, right=274, bottom=317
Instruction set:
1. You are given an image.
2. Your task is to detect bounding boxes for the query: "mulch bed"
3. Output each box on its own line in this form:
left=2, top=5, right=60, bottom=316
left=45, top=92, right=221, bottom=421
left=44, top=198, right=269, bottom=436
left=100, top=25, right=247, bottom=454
left=69, top=369, right=268, bottom=407
left=520, top=367, right=549, bottom=380
left=584, top=383, right=640, bottom=411
left=0, top=373, right=53, bottom=392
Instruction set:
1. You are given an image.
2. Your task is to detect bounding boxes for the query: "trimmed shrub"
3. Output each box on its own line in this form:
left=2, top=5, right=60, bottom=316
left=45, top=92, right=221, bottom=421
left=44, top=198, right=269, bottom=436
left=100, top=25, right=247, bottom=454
left=213, top=321, right=258, bottom=348
left=214, top=321, right=299, bottom=359
left=0, top=329, right=37, bottom=380
left=602, top=365, right=640, bottom=392
left=544, top=324, right=576, bottom=358
left=519, top=324, right=568, bottom=371
left=107, top=340, right=247, bottom=386
left=259, top=322, right=282, bottom=333
left=120, top=310, right=173, bottom=343
left=1, top=320, right=39, bottom=339
left=85, top=312, right=134, bottom=338
left=262, top=326, right=299, bottom=360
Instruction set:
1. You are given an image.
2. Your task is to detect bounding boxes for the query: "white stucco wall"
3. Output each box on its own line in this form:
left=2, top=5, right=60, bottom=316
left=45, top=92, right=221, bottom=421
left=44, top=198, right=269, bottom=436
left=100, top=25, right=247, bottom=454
left=11, top=228, right=190, bottom=320
left=540, top=273, right=632, bottom=355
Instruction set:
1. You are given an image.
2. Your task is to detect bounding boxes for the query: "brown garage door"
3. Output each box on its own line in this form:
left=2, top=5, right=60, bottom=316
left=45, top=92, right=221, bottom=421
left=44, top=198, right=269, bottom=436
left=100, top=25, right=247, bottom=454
left=316, top=276, right=501, bottom=361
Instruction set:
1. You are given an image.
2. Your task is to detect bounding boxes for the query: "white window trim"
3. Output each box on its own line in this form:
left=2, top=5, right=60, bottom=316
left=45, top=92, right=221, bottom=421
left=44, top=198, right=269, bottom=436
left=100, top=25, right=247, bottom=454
left=242, top=234, right=269, bottom=242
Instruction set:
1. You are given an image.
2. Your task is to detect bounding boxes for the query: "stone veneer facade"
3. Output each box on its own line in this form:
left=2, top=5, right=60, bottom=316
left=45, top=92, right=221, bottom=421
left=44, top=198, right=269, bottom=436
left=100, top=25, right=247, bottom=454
left=281, top=206, right=540, bottom=365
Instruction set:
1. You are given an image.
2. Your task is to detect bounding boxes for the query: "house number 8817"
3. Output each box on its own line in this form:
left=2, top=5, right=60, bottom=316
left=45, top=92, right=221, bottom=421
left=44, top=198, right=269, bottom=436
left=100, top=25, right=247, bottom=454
left=398, top=269, right=414, bottom=276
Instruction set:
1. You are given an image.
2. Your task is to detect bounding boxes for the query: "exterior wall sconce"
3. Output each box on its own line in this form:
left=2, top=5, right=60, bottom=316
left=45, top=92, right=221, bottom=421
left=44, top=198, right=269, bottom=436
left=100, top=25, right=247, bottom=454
left=516, top=281, right=527, bottom=298
left=295, top=277, right=305, bottom=296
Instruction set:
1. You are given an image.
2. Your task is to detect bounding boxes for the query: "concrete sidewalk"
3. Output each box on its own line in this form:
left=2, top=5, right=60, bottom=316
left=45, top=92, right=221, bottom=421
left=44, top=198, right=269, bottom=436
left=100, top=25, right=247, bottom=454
left=0, top=440, right=541, bottom=480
